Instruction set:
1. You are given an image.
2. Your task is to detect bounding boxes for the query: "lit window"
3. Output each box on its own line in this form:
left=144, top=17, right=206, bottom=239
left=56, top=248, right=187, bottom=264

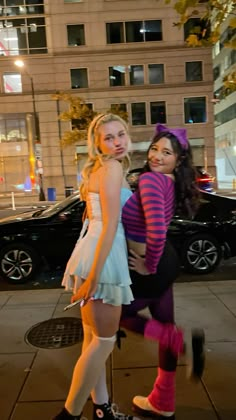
left=3, top=73, right=22, bottom=93
left=0, top=16, right=47, bottom=55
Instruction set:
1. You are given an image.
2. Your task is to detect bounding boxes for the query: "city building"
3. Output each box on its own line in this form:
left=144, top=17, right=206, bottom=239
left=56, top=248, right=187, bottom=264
left=213, top=14, right=236, bottom=189
left=0, top=0, right=215, bottom=198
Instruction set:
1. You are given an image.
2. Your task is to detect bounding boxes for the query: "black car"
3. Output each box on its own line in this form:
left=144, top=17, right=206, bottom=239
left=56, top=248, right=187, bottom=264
left=0, top=191, right=235, bottom=284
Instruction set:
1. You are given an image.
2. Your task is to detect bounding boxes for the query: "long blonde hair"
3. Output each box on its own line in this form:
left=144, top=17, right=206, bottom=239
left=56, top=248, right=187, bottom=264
left=80, top=113, right=131, bottom=201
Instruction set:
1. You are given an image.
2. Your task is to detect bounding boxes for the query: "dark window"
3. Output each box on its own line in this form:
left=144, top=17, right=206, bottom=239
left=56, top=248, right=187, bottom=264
left=184, top=18, right=210, bottom=41
left=125, top=21, right=143, bottom=42
left=213, top=65, right=220, bottom=81
left=0, top=1, right=44, bottom=16
left=131, top=103, right=146, bottom=125
left=150, top=101, right=166, bottom=124
left=184, top=97, right=206, bottom=124
left=106, top=22, right=124, bottom=44
left=143, top=20, right=162, bottom=41
left=67, top=24, right=85, bottom=46
left=70, top=68, right=88, bottom=89
left=148, top=64, right=164, bottom=84
left=215, top=103, right=236, bottom=126
left=230, top=49, right=236, bottom=65
left=129, top=65, right=144, bottom=85
left=106, top=20, right=162, bottom=44
left=28, top=18, right=47, bottom=54
left=109, top=66, right=126, bottom=86
left=185, top=61, right=203, bottom=81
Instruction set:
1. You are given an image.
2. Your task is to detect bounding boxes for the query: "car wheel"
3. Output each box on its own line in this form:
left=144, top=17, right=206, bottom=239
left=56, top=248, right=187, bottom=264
left=0, top=243, right=40, bottom=284
left=182, top=234, right=222, bottom=274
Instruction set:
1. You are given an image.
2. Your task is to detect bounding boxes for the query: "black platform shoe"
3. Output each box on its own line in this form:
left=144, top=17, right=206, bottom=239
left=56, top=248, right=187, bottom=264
left=52, top=407, right=85, bottom=420
left=93, top=402, right=138, bottom=419
left=190, top=328, right=205, bottom=381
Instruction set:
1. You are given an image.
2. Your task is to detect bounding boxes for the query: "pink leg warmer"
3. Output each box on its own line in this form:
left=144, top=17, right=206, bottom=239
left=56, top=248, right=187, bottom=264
left=148, top=368, right=176, bottom=412
left=144, top=319, right=184, bottom=356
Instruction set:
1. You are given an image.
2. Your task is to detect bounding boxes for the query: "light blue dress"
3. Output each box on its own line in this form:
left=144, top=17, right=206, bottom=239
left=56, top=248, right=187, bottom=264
left=61, top=188, right=134, bottom=306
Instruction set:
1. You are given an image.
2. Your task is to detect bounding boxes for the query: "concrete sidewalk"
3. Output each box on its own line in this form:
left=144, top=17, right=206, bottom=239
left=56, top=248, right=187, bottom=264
left=0, top=280, right=236, bottom=420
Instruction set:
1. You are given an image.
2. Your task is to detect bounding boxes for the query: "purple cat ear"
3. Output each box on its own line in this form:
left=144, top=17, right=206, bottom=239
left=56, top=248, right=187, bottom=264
left=156, top=124, right=189, bottom=150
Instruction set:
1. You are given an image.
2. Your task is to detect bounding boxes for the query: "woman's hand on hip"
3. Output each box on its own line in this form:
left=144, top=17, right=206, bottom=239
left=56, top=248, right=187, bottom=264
left=128, top=249, right=151, bottom=275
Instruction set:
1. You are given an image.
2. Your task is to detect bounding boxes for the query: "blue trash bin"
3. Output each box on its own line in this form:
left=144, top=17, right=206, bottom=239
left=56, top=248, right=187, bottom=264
left=47, top=187, right=56, bottom=201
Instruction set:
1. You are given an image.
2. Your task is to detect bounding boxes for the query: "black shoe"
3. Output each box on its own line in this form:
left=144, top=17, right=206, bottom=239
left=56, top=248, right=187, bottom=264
left=52, top=407, right=84, bottom=420
left=93, top=402, right=138, bottom=419
left=190, top=328, right=205, bottom=381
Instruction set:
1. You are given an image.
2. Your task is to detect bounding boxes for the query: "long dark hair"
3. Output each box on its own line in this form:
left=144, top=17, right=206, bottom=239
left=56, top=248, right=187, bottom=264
left=142, top=132, right=200, bottom=219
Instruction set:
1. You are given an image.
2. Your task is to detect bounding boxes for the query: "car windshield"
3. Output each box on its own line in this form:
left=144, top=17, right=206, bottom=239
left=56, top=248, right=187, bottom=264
left=39, top=192, right=80, bottom=217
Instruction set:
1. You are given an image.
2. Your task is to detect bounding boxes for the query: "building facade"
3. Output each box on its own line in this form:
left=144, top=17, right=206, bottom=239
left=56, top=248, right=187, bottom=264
left=213, top=15, right=236, bottom=189
left=0, top=0, right=215, bottom=197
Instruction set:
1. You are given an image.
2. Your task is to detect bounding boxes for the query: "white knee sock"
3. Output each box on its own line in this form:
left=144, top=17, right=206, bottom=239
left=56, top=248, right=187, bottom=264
left=82, top=324, right=109, bottom=405
left=65, top=333, right=116, bottom=416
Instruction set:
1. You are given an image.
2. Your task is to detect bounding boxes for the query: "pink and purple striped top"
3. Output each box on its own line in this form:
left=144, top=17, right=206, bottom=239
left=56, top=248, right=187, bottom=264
left=122, top=172, right=175, bottom=273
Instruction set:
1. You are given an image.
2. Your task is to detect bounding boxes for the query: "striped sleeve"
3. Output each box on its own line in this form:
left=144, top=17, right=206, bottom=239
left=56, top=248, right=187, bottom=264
left=139, top=172, right=169, bottom=273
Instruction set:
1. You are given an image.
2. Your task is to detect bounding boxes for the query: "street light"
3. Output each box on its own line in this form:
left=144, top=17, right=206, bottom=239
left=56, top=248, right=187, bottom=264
left=14, top=59, right=45, bottom=201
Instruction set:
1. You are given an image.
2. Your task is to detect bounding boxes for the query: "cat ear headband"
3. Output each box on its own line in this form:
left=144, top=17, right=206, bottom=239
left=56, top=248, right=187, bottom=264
left=156, top=124, right=189, bottom=150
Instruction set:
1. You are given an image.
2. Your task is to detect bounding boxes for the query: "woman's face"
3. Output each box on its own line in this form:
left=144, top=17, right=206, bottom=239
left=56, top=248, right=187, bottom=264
left=97, top=120, right=130, bottom=159
left=148, top=136, right=179, bottom=174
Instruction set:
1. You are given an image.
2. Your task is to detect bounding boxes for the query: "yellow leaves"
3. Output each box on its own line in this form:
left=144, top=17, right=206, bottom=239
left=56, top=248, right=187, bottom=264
left=186, top=34, right=202, bottom=46
left=222, top=70, right=236, bottom=94
left=229, top=17, right=236, bottom=29
left=174, top=0, right=199, bottom=15
left=224, top=39, right=236, bottom=48
left=52, top=92, right=129, bottom=148
left=210, top=29, right=221, bottom=44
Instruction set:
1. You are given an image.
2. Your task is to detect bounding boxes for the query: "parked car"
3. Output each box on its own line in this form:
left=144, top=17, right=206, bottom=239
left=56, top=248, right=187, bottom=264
left=127, top=167, right=215, bottom=193
left=0, top=191, right=235, bottom=284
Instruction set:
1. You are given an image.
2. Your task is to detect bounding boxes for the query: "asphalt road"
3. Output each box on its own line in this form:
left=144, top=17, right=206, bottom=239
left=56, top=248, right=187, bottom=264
left=0, top=257, right=236, bottom=291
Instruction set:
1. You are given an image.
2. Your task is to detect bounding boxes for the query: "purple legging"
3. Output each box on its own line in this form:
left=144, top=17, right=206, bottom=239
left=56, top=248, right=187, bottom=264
left=120, top=286, right=177, bottom=371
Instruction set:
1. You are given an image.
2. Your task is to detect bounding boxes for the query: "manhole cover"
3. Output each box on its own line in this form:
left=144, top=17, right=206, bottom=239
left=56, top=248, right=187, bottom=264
left=25, top=317, right=83, bottom=349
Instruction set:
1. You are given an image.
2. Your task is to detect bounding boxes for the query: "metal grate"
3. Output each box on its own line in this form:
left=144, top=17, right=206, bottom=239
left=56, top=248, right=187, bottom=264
left=25, top=317, right=83, bottom=349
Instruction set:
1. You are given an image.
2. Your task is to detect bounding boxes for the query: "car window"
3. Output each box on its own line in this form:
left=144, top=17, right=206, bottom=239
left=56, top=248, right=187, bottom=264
left=40, top=193, right=82, bottom=217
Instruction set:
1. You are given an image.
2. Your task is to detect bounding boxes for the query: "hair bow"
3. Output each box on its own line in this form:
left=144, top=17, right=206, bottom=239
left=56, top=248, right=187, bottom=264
left=156, top=124, right=189, bottom=150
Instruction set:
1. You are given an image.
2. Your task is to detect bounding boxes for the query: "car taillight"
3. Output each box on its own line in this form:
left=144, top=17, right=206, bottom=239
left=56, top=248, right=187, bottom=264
left=197, top=176, right=214, bottom=183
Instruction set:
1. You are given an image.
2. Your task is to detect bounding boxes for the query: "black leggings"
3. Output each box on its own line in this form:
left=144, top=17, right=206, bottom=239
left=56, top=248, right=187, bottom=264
left=129, top=240, right=180, bottom=298
left=121, top=241, right=180, bottom=371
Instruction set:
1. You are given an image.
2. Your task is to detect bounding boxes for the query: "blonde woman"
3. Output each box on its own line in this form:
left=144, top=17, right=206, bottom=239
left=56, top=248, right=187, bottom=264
left=53, top=114, right=139, bottom=420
